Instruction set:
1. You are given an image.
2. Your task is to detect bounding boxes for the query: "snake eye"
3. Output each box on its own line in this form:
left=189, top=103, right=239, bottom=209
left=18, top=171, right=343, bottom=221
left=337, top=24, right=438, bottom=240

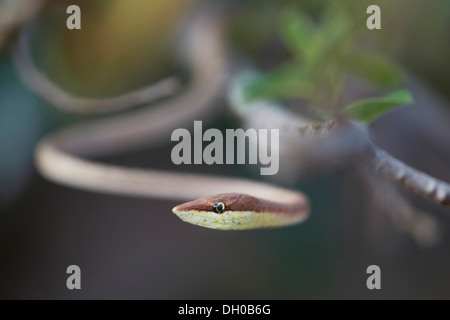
left=213, top=202, right=226, bottom=214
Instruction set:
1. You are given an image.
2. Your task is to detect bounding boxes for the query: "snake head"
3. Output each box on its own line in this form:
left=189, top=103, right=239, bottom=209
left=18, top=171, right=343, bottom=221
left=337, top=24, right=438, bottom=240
left=172, top=193, right=255, bottom=230
left=172, top=192, right=307, bottom=230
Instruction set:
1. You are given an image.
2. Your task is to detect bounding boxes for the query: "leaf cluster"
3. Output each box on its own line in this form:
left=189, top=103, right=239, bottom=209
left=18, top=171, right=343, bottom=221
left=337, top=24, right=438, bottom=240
left=244, top=4, right=413, bottom=124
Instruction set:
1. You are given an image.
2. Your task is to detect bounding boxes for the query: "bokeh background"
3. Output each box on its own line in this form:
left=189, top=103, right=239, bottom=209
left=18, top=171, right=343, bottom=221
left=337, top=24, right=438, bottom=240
left=1, top=0, right=450, bottom=299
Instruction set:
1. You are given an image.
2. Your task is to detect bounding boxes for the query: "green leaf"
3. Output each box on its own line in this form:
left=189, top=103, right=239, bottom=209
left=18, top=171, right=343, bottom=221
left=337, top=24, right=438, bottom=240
left=243, top=63, right=316, bottom=101
left=302, top=7, right=352, bottom=73
left=345, top=52, right=404, bottom=88
left=342, top=90, right=414, bottom=123
left=278, top=9, right=316, bottom=61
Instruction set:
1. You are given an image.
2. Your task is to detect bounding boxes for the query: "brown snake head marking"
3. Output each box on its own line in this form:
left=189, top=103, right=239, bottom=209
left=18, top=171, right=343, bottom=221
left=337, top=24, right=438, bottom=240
left=172, top=193, right=308, bottom=230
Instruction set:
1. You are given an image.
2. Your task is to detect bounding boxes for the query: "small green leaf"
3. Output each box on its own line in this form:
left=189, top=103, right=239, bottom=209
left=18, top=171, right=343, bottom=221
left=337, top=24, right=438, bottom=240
left=342, top=90, right=414, bottom=123
left=345, top=52, right=404, bottom=88
left=279, top=9, right=316, bottom=61
left=243, top=63, right=316, bottom=101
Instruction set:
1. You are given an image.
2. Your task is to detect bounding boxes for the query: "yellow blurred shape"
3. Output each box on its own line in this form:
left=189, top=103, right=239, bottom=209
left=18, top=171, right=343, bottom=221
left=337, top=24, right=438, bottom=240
left=50, top=0, right=197, bottom=95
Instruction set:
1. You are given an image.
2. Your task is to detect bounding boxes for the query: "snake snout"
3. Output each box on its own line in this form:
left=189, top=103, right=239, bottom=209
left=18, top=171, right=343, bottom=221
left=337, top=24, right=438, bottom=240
left=171, top=205, right=182, bottom=214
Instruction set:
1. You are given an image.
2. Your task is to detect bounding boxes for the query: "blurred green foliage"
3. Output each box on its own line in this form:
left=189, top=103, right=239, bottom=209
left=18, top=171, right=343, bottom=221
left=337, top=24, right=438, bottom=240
left=243, top=1, right=414, bottom=123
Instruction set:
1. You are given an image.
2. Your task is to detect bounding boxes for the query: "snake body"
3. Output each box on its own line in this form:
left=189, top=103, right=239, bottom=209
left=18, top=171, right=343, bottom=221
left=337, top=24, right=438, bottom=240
left=18, top=7, right=310, bottom=230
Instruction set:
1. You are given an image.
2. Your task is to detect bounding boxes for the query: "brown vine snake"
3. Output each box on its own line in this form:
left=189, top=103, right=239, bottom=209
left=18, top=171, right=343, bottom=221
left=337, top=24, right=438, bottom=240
left=14, top=7, right=310, bottom=230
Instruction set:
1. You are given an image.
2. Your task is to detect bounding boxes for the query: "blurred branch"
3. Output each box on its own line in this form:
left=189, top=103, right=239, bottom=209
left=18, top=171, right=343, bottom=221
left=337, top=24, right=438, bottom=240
left=0, top=0, right=45, bottom=51
left=368, top=143, right=450, bottom=207
left=231, top=71, right=450, bottom=211
left=358, top=163, right=441, bottom=247
left=13, top=24, right=181, bottom=114
left=298, top=120, right=450, bottom=208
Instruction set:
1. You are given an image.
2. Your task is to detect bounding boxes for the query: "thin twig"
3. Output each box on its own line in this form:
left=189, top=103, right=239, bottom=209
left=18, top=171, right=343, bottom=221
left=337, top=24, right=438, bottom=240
left=366, top=141, right=450, bottom=207
left=299, top=120, right=450, bottom=208
left=358, top=163, right=441, bottom=247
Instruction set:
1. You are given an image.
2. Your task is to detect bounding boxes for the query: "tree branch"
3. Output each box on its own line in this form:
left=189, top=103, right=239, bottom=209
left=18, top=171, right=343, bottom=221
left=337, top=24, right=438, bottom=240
left=12, top=20, right=181, bottom=114
left=367, top=142, right=450, bottom=207
left=358, top=163, right=441, bottom=247
left=299, top=120, right=450, bottom=208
